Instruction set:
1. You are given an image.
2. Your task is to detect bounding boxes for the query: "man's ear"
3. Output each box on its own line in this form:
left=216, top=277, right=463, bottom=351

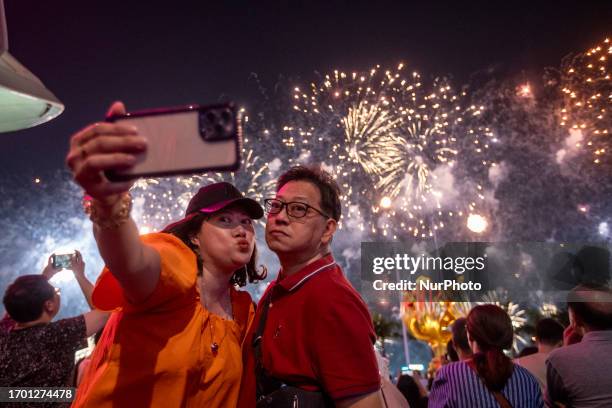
left=321, top=218, right=338, bottom=246
left=571, top=310, right=585, bottom=331
left=43, top=299, right=56, bottom=315
left=569, top=307, right=583, bottom=328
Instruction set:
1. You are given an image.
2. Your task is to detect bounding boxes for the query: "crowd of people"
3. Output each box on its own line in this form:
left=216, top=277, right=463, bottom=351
left=390, top=283, right=612, bottom=408
left=1, top=101, right=611, bottom=407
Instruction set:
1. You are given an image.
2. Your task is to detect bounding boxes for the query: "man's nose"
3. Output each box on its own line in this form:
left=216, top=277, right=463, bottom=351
left=270, top=206, right=290, bottom=224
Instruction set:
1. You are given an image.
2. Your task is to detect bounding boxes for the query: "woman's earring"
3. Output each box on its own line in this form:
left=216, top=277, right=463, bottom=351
left=190, top=236, right=199, bottom=247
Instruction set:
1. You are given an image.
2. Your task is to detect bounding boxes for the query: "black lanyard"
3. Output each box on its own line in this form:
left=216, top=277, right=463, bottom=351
left=253, top=288, right=283, bottom=399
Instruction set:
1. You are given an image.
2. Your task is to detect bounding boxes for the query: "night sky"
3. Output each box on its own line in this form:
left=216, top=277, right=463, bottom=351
left=0, top=2, right=610, bottom=364
left=1, top=0, right=610, bottom=180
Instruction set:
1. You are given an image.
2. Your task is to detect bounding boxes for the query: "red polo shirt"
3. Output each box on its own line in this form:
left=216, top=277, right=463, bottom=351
left=238, top=254, right=380, bottom=406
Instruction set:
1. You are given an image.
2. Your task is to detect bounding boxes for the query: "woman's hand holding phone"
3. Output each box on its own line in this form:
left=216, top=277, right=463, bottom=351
left=71, top=250, right=86, bottom=277
left=41, top=255, right=60, bottom=280
left=65, top=102, right=162, bottom=305
left=65, top=101, right=147, bottom=205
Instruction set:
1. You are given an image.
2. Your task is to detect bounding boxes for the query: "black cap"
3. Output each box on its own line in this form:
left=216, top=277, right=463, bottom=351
left=162, top=182, right=263, bottom=232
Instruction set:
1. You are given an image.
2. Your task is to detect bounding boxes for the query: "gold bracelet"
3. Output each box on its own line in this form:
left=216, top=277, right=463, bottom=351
left=83, top=193, right=132, bottom=229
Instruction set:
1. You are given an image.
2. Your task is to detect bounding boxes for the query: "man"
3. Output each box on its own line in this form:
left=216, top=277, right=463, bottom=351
left=450, top=317, right=473, bottom=361
left=239, top=165, right=383, bottom=407
left=0, top=252, right=108, bottom=393
left=515, top=318, right=563, bottom=392
left=546, top=283, right=612, bottom=408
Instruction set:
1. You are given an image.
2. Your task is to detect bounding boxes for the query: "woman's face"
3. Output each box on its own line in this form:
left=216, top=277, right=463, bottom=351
left=191, top=207, right=256, bottom=274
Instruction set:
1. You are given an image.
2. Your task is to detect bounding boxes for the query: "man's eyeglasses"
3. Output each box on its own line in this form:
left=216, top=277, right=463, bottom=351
left=264, top=198, right=330, bottom=219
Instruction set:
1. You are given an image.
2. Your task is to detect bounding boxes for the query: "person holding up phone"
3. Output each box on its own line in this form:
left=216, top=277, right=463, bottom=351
left=66, top=102, right=267, bottom=408
left=0, top=252, right=108, bottom=393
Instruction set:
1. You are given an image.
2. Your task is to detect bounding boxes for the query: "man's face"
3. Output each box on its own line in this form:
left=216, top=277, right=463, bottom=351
left=44, top=288, right=61, bottom=319
left=265, top=180, right=331, bottom=258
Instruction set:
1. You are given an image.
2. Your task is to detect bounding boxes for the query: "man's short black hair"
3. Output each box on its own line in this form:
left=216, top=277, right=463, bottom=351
left=517, top=346, right=538, bottom=358
left=535, top=318, right=564, bottom=346
left=3, top=275, right=55, bottom=323
left=568, top=283, right=612, bottom=331
left=451, top=317, right=471, bottom=354
left=277, top=165, right=342, bottom=222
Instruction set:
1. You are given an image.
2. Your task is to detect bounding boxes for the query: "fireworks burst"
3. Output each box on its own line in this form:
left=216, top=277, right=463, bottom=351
left=538, top=302, right=560, bottom=318
left=130, top=112, right=276, bottom=231
left=284, top=64, right=494, bottom=239
left=555, top=37, right=611, bottom=167
left=478, top=289, right=528, bottom=329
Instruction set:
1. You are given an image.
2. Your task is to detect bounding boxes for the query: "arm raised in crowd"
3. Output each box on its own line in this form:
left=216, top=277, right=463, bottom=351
left=66, top=102, right=160, bottom=304
left=70, top=252, right=110, bottom=336
left=71, top=250, right=94, bottom=309
left=41, top=255, right=61, bottom=280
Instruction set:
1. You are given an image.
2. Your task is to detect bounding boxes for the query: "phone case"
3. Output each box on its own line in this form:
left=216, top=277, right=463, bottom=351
left=105, top=104, right=241, bottom=181
left=52, top=253, right=73, bottom=269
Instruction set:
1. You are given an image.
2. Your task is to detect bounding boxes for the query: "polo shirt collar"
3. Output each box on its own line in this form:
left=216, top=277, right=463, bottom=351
left=275, top=254, right=336, bottom=292
left=583, top=330, right=612, bottom=342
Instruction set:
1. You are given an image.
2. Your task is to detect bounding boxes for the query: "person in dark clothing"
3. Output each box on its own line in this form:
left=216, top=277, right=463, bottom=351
left=0, top=253, right=108, bottom=406
left=546, top=283, right=612, bottom=408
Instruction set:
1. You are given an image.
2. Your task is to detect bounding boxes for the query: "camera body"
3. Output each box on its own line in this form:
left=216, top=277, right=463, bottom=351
left=51, top=252, right=75, bottom=269
left=105, top=103, right=241, bottom=181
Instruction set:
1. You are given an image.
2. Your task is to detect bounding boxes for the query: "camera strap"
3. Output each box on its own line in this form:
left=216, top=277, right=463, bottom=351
left=253, top=288, right=284, bottom=399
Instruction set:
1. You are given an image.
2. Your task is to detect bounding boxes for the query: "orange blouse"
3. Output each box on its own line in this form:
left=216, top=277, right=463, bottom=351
left=72, top=233, right=255, bottom=408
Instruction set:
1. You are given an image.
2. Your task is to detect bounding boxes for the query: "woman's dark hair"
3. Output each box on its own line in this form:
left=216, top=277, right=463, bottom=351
left=165, top=213, right=267, bottom=286
left=451, top=317, right=471, bottom=355
left=3, top=275, right=55, bottom=323
left=446, top=339, right=459, bottom=362
left=535, top=318, right=564, bottom=346
left=517, top=346, right=538, bottom=358
left=467, top=304, right=515, bottom=391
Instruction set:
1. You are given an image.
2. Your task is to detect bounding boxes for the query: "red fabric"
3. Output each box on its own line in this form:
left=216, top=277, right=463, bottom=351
left=238, top=254, right=381, bottom=406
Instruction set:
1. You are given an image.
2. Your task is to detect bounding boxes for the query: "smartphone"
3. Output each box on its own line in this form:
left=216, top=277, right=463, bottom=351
left=52, top=252, right=74, bottom=269
left=105, top=103, right=241, bottom=181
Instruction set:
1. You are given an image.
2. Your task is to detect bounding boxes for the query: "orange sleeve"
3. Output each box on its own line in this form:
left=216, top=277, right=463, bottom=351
left=91, top=233, right=198, bottom=313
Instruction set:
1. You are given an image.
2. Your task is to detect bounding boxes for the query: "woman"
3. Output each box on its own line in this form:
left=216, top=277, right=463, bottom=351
left=429, top=304, right=543, bottom=408
left=66, top=102, right=266, bottom=407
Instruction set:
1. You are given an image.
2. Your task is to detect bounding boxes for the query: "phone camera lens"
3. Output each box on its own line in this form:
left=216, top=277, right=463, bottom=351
left=205, top=112, right=217, bottom=123
left=199, top=107, right=234, bottom=141
left=220, top=109, right=231, bottom=123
